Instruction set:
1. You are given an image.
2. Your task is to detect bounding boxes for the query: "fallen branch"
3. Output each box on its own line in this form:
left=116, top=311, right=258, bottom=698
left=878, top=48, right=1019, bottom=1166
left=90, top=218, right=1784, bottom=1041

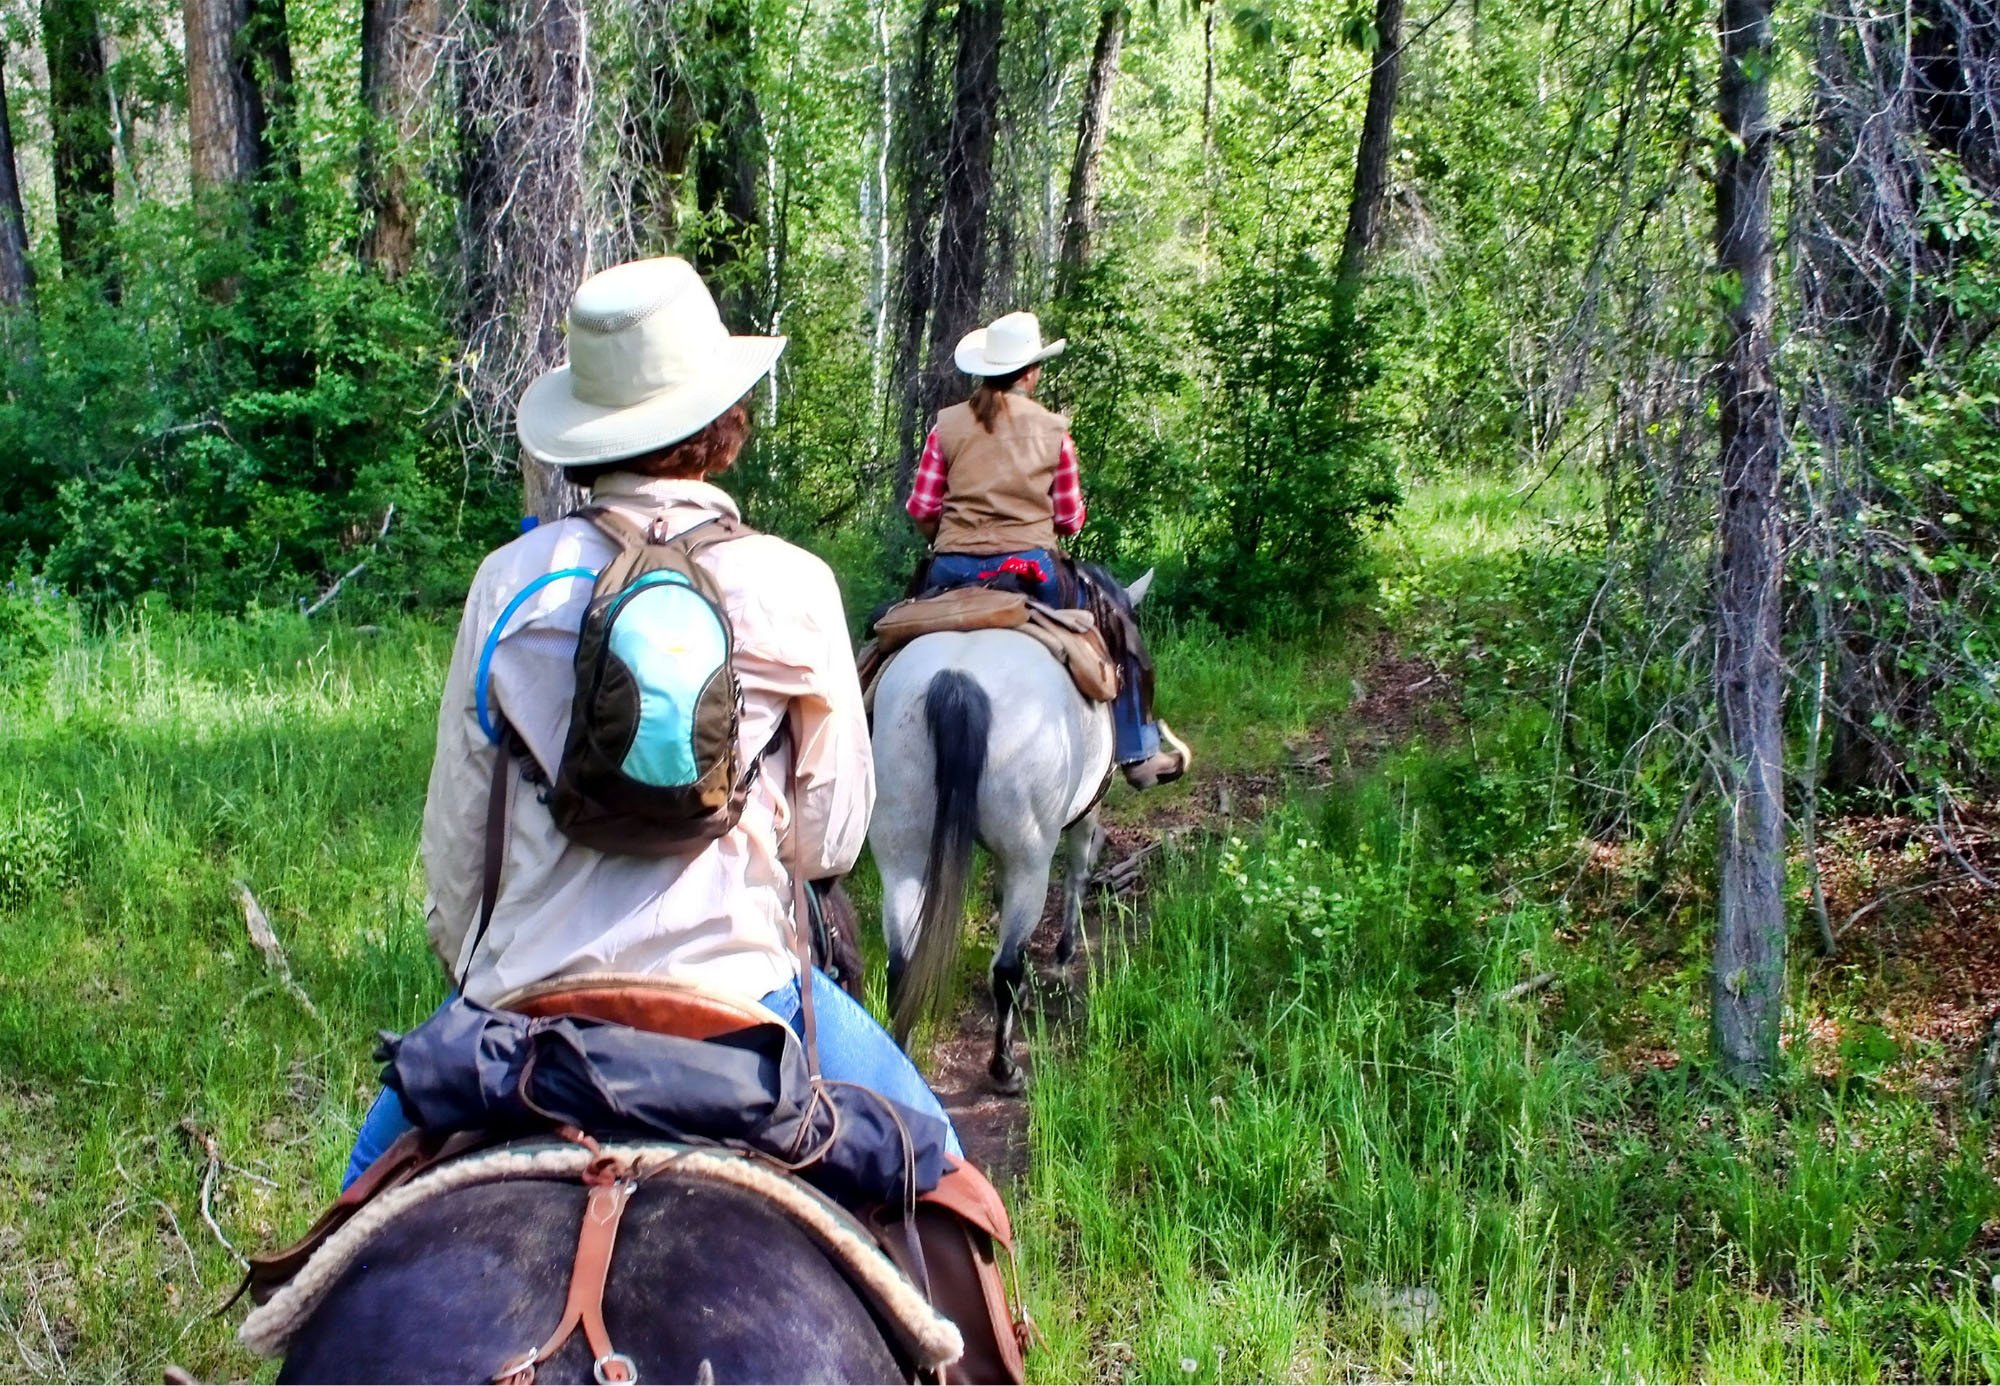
left=302, top=503, right=395, bottom=618
left=1935, top=801, right=1998, bottom=892
left=1093, top=839, right=1163, bottom=887
left=1091, top=830, right=1191, bottom=893
left=1969, top=1013, right=2000, bottom=1116
left=180, top=1119, right=246, bottom=1268
left=1488, top=971, right=1559, bottom=1006
left=233, top=880, right=320, bottom=1019
left=1840, top=872, right=1974, bottom=935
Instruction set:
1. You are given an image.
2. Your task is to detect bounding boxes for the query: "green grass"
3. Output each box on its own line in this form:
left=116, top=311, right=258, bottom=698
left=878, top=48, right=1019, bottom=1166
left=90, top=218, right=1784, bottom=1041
left=1020, top=769, right=2000, bottom=1382
left=0, top=571, right=1364, bottom=1379
left=0, top=611, right=449, bottom=1381
left=3, top=469, right=1992, bottom=1381
left=1017, top=470, right=2000, bottom=1382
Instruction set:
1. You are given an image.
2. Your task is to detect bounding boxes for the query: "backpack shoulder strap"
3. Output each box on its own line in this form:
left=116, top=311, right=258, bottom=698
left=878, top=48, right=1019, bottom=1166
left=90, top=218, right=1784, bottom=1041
left=576, top=503, right=650, bottom=550
left=675, top=512, right=759, bottom=556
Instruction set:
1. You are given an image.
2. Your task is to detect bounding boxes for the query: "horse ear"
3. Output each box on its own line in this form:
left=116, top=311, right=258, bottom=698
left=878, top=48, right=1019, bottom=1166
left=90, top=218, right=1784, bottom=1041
left=1124, top=568, right=1155, bottom=607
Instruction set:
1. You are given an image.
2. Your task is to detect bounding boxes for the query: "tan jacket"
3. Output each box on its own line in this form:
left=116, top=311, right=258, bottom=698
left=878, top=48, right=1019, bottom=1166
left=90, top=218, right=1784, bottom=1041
left=422, top=475, right=873, bottom=1006
left=932, top=396, right=1070, bottom=555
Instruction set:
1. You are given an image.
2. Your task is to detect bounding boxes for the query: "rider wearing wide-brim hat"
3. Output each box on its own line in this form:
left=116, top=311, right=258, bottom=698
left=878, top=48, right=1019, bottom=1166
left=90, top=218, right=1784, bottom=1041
left=345, top=257, right=962, bottom=1182
left=906, top=310, right=1190, bottom=789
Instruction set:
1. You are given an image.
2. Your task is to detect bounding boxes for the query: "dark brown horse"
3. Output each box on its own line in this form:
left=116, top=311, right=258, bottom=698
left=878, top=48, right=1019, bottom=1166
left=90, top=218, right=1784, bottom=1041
left=277, top=1172, right=909, bottom=1384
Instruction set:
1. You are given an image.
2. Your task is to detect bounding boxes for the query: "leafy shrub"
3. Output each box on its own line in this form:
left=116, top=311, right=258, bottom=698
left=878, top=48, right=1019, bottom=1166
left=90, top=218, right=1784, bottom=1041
left=0, top=793, right=78, bottom=906
left=0, top=207, right=511, bottom=616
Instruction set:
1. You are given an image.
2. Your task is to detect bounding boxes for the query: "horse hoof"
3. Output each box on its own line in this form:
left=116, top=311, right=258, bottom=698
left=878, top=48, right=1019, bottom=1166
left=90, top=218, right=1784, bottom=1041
left=989, top=1059, right=1026, bottom=1096
left=1054, top=938, right=1077, bottom=968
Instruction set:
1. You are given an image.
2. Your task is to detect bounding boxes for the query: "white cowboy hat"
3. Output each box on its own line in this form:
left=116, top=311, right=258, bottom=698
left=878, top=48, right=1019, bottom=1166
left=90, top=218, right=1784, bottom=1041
left=953, top=310, right=1066, bottom=377
left=516, top=257, right=786, bottom=468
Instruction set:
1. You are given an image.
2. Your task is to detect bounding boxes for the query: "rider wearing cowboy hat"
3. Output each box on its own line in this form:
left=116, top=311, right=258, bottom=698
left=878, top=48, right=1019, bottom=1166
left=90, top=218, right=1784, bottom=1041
left=345, top=257, right=961, bottom=1185
left=906, top=310, right=1191, bottom=789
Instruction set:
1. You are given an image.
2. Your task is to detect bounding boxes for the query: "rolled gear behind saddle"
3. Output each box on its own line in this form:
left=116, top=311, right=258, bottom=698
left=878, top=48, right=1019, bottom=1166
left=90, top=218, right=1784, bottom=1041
left=378, top=995, right=948, bottom=1207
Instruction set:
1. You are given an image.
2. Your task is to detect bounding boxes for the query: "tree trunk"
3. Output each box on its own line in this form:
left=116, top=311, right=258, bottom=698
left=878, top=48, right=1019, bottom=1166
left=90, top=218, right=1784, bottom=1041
left=866, top=0, right=895, bottom=419
left=42, top=0, right=114, bottom=280
left=889, top=0, right=950, bottom=496
left=358, top=0, right=443, bottom=278
left=691, top=0, right=764, bottom=328
left=457, top=0, right=591, bottom=521
left=244, top=0, right=297, bottom=189
left=913, top=0, right=1003, bottom=476
left=1335, top=0, right=1405, bottom=297
left=1056, top=3, right=1127, bottom=294
left=1711, top=0, right=1786, bottom=1086
left=0, top=52, right=35, bottom=312
left=184, top=0, right=264, bottom=191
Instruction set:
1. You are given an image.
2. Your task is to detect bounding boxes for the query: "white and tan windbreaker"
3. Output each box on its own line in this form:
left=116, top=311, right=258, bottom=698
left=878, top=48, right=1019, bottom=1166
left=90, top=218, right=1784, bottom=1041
left=420, top=474, right=874, bottom=1007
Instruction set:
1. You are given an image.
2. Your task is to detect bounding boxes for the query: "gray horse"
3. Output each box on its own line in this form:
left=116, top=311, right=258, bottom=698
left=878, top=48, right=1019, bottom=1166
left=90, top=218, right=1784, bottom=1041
left=870, top=573, right=1149, bottom=1093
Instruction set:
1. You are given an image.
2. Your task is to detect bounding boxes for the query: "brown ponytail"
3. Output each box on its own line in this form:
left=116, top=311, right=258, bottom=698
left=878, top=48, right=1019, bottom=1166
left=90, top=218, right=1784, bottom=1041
left=969, top=365, right=1033, bottom=432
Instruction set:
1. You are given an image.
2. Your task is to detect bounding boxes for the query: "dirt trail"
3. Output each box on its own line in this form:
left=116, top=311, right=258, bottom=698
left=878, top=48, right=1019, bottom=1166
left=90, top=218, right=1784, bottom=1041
left=926, top=639, right=1451, bottom=1187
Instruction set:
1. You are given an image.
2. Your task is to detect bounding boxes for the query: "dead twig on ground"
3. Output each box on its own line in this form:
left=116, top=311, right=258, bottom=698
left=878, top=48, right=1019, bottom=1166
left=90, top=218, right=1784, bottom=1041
left=179, top=1120, right=246, bottom=1269
left=233, top=880, right=320, bottom=1020
left=1840, top=872, right=1976, bottom=936
left=1488, top=971, right=1559, bottom=1006
left=302, top=504, right=395, bottom=618
left=109, top=1146, right=198, bottom=1277
left=1969, top=1013, right=2000, bottom=1116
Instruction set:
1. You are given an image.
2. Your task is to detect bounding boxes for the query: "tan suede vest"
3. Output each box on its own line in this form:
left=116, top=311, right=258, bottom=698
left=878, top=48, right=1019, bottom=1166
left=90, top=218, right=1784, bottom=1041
left=931, top=395, right=1070, bottom=556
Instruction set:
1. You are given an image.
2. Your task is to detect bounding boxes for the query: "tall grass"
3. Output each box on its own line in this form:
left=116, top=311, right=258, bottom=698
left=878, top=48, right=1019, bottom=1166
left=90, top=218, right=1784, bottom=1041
left=1022, top=751, right=2000, bottom=1382
left=1019, top=469, right=2000, bottom=1382
left=0, top=610, right=448, bottom=1381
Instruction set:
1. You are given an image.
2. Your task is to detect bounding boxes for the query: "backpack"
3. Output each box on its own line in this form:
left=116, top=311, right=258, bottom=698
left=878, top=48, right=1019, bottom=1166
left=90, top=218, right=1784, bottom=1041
left=549, top=504, right=765, bottom=854
left=474, top=504, right=764, bottom=859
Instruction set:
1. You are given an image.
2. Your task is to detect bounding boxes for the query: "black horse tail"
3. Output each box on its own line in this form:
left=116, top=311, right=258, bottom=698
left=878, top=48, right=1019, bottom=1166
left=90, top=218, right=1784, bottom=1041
left=892, top=669, right=989, bottom=1044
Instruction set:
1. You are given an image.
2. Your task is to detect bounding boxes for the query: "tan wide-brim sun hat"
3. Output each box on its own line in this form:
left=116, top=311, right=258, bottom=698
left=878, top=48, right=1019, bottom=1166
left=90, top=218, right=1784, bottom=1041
left=953, top=310, right=1066, bottom=377
left=516, top=257, right=786, bottom=468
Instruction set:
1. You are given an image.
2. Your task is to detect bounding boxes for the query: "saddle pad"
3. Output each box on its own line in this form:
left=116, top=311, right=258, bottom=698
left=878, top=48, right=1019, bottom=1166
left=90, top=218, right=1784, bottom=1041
left=238, top=1141, right=965, bottom=1372
left=872, top=586, right=1031, bottom=643
left=863, top=590, right=1119, bottom=707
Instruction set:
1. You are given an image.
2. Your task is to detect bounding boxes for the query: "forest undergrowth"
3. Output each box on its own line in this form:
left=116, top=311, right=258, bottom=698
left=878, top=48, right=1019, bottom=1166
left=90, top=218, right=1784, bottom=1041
left=1017, top=474, right=2000, bottom=1382
left=0, top=472, right=1994, bottom=1381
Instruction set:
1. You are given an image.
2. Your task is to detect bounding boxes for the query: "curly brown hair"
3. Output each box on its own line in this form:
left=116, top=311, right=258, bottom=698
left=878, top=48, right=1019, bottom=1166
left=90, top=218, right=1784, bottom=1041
left=562, top=400, right=754, bottom=488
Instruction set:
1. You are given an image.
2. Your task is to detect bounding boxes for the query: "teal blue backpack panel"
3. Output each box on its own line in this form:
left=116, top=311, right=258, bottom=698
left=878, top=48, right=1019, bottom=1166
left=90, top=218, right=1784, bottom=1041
left=603, top=571, right=730, bottom=788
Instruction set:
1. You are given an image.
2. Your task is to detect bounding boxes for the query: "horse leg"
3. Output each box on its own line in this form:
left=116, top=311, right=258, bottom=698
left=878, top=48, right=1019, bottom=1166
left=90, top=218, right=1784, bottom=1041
left=989, top=854, right=1053, bottom=1096
left=1055, top=812, right=1104, bottom=968
left=880, top=868, right=927, bottom=1035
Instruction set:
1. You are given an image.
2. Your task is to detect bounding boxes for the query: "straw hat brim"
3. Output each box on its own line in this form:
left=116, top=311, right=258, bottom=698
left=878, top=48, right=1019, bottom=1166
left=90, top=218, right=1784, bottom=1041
left=516, top=335, right=786, bottom=468
left=953, top=331, right=1066, bottom=377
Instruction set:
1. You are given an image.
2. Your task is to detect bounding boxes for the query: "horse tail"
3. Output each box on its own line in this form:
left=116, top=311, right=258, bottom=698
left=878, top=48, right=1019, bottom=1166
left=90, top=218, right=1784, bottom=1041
left=892, top=669, right=990, bottom=1043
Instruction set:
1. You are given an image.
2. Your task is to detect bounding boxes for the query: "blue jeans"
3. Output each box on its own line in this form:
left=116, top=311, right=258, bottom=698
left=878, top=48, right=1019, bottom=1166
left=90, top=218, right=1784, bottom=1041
left=927, top=548, right=1064, bottom=607
left=930, top=547, right=1160, bottom=764
left=342, top=973, right=962, bottom=1190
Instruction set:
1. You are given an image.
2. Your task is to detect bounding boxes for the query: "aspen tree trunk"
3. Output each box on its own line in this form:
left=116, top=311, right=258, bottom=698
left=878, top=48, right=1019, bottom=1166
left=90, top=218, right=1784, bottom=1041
left=1056, top=3, right=1127, bottom=294
left=1711, top=0, right=1786, bottom=1085
left=41, top=0, right=114, bottom=279
left=0, top=53, right=34, bottom=312
left=358, top=0, right=441, bottom=278
left=866, top=0, right=894, bottom=419
left=1335, top=0, right=1404, bottom=298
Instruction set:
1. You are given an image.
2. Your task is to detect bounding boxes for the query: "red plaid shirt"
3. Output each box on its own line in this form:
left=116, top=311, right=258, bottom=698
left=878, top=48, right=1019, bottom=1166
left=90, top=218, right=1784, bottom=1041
left=905, top=428, right=1087, bottom=537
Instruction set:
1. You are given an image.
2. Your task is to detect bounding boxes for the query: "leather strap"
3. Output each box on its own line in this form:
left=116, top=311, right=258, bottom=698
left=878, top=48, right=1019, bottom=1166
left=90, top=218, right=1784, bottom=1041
left=496, top=1174, right=638, bottom=1385
left=784, top=713, right=822, bottom=1081
left=458, top=736, right=514, bottom=990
